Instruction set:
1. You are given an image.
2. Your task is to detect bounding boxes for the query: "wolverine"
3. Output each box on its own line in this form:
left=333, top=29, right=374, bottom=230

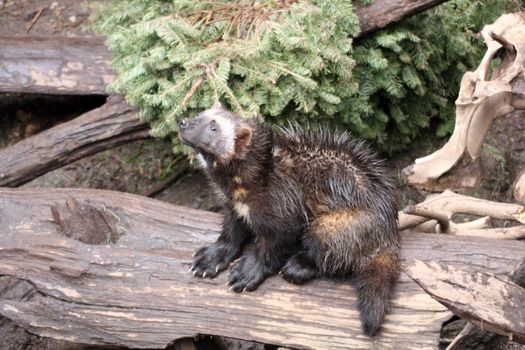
left=179, top=103, right=399, bottom=336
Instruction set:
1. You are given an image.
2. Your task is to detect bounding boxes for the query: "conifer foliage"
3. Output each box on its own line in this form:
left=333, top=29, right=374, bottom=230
left=93, top=0, right=519, bottom=154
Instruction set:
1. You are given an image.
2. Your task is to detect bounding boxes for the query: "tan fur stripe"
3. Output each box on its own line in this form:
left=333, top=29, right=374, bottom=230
left=233, top=187, right=248, bottom=201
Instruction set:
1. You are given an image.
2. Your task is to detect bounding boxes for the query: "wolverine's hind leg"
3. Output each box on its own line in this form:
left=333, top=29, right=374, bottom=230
left=299, top=208, right=399, bottom=336
left=280, top=250, right=319, bottom=284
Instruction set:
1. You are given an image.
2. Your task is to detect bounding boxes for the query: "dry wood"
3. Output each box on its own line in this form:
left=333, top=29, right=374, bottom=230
left=354, top=0, right=448, bottom=35
left=0, top=96, right=149, bottom=187
left=0, top=36, right=114, bottom=95
left=445, top=259, right=525, bottom=350
left=403, top=12, right=525, bottom=192
left=405, top=260, right=525, bottom=345
left=398, top=190, right=525, bottom=236
left=0, top=0, right=448, bottom=95
left=0, top=187, right=523, bottom=349
left=402, top=205, right=450, bottom=232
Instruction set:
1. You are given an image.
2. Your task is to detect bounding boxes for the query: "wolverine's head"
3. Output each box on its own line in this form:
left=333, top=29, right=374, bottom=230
left=179, top=103, right=253, bottom=165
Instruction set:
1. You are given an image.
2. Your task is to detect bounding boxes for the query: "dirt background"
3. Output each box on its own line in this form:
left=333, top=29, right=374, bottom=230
left=1, top=0, right=524, bottom=349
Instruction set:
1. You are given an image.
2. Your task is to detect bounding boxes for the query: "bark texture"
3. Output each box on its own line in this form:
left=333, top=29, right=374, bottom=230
left=0, top=188, right=524, bottom=349
left=354, top=0, right=448, bottom=35
left=406, top=260, right=525, bottom=345
left=0, top=36, right=114, bottom=95
left=0, top=96, right=148, bottom=187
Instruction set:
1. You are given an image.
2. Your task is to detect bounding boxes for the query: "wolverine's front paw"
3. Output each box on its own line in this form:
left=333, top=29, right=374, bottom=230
left=191, top=243, right=236, bottom=278
left=228, top=255, right=267, bottom=292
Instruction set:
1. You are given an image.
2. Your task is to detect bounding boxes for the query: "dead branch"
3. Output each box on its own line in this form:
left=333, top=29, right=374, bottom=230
left=402, top=12, right=525, bottom=193
left=398, top=191, right=525, bottom=239
left=143, top=159, right=191, bottom=198
left=403, top=205, right=450, bottom=232
left=406, top=260, right=525, bottom=346
left=26, top=7, right=45, bottom=33
left=0, top=96, right=149, bottom=187
left=0, top=187, right=523, bottom=349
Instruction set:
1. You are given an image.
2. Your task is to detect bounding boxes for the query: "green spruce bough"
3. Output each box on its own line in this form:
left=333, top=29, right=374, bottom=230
left=93, top=0, right=519, bottom=154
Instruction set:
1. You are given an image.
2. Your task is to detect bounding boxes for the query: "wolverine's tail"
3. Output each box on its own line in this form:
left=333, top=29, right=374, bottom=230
left=355, top=248, right=399, bottom=336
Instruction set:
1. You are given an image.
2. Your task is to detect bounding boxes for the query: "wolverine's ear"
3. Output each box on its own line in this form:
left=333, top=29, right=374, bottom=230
left=235, top=126, right=252, bottom=157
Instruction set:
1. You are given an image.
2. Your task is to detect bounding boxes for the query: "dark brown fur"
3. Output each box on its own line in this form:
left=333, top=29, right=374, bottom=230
left=179, top=104, right=400, bottom=336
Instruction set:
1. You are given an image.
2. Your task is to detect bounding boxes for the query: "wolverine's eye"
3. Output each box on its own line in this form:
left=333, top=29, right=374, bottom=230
left=209, top=120, right=217, bottom=132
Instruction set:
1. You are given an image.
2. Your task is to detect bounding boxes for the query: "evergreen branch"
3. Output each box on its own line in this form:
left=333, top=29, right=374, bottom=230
left=181, top=76, right=204, bottom=107
left=94, top=0, right=520, bottom=155
left=269, top=62, right=317, bottom=88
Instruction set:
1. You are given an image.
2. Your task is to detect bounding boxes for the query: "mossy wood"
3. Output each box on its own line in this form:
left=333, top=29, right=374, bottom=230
left=0, top=96, right=148, bottom=187
left=0, top=188, right=524, bottom=349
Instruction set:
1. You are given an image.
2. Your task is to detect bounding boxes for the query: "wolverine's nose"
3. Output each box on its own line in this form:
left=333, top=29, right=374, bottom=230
left=179, top=119, right=189, bottom=129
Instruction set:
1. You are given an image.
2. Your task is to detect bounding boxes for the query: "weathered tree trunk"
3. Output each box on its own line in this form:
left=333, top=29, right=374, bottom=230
left=0, top=36, right=114, bottom=95
left=441, top=260, right=525, bottom=350
left=0, top=187, right=523, bottom=349
left=354, top=0, right=448, bottom=35
left=406, top=260, right=525, bottom=345
left=0, top=96, right=149, bottom=187
left=0, top=0, right=448, bottom=95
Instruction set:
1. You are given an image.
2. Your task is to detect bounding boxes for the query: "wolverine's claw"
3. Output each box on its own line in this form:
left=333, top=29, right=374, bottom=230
left=216, top=265, right=220, bottom=273
left=193, top=270, right=198, bottom=276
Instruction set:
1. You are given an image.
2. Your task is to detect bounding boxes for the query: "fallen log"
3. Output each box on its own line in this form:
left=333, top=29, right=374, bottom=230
left=354, top=0, right=448, bottom=35
left=405, top=260, right=525, bottom=345
left=0, top=96, right=149, bottom=187
left=0, top=36, right=114, bottom=95
left=0, top=0, right=448, bottom=95
left=0, top=187, right=524, bottom=349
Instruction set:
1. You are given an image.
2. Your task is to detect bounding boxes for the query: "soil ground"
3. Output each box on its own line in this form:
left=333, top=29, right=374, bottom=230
left=1, top=0, right=525, bottom=349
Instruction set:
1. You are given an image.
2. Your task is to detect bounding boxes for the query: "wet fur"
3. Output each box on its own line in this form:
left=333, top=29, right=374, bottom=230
left=180, top=106, right=400, bottom=336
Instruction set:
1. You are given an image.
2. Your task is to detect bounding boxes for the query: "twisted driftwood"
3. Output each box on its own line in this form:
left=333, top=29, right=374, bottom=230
left=0, top=187, right=523, bottom=349
left=402, top=12, right=525, bottom=198
left=399, top=190, right=525, bottom=239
